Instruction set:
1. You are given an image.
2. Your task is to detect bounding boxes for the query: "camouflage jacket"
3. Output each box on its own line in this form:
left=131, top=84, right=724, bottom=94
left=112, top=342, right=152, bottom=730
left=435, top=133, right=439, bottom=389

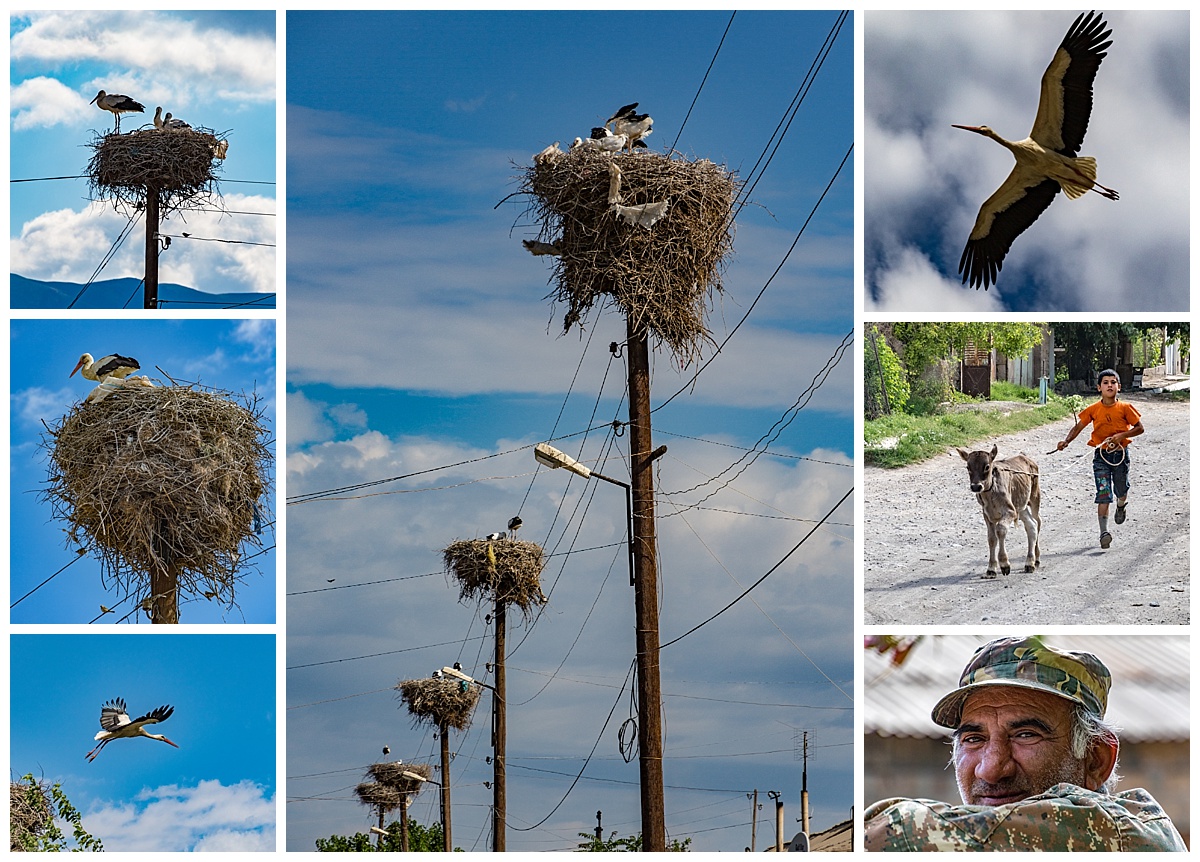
left=864, top=783, right=1186, bottom=851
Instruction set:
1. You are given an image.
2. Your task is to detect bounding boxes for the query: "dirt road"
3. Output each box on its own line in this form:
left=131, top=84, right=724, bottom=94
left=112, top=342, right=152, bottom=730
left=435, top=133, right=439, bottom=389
left=864, top=393, right=1189, bottom=625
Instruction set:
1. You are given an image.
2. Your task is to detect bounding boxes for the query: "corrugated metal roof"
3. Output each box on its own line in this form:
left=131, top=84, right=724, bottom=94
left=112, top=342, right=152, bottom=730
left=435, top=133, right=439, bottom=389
left=865, top=635, right=1188, bottom=742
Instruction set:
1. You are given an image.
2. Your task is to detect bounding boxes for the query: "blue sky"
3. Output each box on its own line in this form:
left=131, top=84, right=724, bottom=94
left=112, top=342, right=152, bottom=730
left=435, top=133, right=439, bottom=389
left=10, top=319, right=276, bottom=624
left=9, top=10, right=277, bottom=297
left=11, top=633, right=275, bottom=851
left=286, top=11, right=853, bottom=852
left=865, top=11, right=1189, bottom=312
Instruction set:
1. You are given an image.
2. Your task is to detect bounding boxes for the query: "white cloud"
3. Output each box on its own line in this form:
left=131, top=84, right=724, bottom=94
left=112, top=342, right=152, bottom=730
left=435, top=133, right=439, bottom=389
left=10, top=194, right=275, bottom=294
left=12, top=385, right=75, bottom=429
left=83, top=779, right=274, bottom=852
left=10, top=76, right=81, bottom=130
left=12, top=12, right=275, bottom=123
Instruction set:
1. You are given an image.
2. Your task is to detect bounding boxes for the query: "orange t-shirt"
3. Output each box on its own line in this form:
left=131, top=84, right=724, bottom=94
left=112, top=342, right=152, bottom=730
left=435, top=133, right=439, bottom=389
left=1077, top=399, right=1142, bottom=448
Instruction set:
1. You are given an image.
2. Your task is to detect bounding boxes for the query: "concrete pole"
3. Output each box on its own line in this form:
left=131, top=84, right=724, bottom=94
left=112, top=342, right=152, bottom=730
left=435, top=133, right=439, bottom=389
left=144, top=184, right=159, bottom=309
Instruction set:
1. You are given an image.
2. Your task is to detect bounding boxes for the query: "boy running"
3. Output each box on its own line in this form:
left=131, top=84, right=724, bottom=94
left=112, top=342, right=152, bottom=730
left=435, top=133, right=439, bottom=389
left=1056, top=369, right=1144, bottom=549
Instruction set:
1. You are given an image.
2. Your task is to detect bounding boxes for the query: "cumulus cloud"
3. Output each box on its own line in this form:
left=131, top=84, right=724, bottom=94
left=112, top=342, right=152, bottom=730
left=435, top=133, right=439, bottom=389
left=12, top=11, right=275, bottom=120
left=84, top=779, right=274, bottom=852
left=10, top=76, right=81, bottom=130
left=10, top=194, right=276, bottom=294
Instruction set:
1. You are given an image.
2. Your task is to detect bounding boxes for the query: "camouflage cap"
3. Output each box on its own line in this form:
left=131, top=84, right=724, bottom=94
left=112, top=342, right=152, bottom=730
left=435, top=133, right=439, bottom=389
left=932, top=637, right=1111, bottom=728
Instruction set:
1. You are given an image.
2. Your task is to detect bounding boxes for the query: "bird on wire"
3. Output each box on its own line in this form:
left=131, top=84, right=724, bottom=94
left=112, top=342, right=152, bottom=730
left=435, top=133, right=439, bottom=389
left=70, top=352, right=140, bottom=381
left=954, top=11, right=1119, bottom=291
left=90, top=90, right=145, bottom=133
left=86, top=698, right=178, bottom=762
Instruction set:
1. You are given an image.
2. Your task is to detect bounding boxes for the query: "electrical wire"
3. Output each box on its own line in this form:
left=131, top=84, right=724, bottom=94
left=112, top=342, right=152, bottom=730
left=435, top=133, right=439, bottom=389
left=669, top=12, right=736, bottom=152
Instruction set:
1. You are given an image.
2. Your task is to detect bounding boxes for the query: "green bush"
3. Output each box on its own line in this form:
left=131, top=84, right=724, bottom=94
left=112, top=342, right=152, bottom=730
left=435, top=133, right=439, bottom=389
left=865, top=328, right=909, bottom=415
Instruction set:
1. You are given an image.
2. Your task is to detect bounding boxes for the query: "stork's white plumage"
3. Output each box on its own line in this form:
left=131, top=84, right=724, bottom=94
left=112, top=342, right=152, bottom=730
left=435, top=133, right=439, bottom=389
left=86, top=698, right=178, bottom=762
left=163, top=112, right=192, bottom=131
left=90, top=90, right=145, bottom=133
left=606, top=103, right=653, bottom=150
left=614, top=199, right=670, bottom=228
left=588, top=127, right=628, bottom=154
left=153, top=106, right=165, bottom=130
left=534, top=141, right=562, bottom=163
left=71, top=353, right=140, bottom=381
left=955, top=11, right=1118, bottom=291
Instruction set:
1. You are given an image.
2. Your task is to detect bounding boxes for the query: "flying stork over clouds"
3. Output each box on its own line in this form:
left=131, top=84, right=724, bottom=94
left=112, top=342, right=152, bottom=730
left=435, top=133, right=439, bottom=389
left=954, top=11, right=1118, bottom=291
left=70, top=352, right=140, bottom=381
left=86, top=698, right=178, bottom=762
left=90, top=90, right=145, bottom=133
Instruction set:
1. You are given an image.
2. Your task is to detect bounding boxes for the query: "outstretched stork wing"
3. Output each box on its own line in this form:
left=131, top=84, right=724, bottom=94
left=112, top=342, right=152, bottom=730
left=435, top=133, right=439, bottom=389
left=134, top=704, right=175, bottom=726
left=99, top=698, right=130, bottom=731
left=959, top=169, right=1060, bottom=290
left=1031, top=11, right=1111, bottom=155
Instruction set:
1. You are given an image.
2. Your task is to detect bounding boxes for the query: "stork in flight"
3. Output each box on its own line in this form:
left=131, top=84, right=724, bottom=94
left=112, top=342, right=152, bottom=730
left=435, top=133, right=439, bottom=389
left=70, top=353, right=140, bottom=381
left=90, top=90, right=145, bottom=133
left=86, top=698, right=178, bottom=762
left=954, top=11, right=1119, bottom=291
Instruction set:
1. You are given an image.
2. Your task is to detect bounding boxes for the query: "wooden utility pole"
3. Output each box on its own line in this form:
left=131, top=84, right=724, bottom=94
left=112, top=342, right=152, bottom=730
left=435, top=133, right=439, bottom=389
left=399, top=796, right=410, bottom=852
left=440, top=722, right=452, bottom=852
left=493, top=598, right=507, bottom=852
left=626, top=319, right=666, bottom=851
left=144, top=184, right=160, bottom=309
left=800, top=731, right=811, bottom=835
left=749, top=789, right=759, bottom=852
left=150, top=520, right=179, bottom=623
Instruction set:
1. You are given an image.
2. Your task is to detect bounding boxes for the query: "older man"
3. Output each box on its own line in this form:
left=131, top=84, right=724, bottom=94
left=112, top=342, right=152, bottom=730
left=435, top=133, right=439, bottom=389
left=864, top=637, right=1185, bottom=851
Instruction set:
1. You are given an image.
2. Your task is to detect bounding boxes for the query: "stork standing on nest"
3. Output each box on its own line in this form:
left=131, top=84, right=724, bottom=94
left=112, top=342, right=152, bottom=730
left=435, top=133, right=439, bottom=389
left=86, top=698, right=179, bottom=762
left=606, top=102, right=653, bottom=151
left=90, top=90, right=144, bottom=133
left=70, top=353, right=140, bottom=381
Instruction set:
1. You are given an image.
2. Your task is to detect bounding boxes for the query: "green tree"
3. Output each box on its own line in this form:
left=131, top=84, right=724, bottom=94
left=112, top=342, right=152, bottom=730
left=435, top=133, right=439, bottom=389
left=892, top=322, right=1045, bottom=380
left=316, top=819, right=458, bottom=852
left=576, top=831, right=691, bottom=851
left=865, top=326, right=909, bottom=417
left=11, top=773, right=103, bottom=852
left=1052, top=323, right=1190, bottom=383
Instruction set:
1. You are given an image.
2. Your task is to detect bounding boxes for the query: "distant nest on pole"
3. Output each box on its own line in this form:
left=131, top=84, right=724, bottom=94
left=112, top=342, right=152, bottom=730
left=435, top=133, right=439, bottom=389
left=522, top=148, right=738, bottom=367
left=396, top=677, right=481, bottom=732
left=368, top=761, right=431, bottom=797
left=355, top=781, right=403, bottom=811
left=41, top=383, right=273, bottom=616
left=10, top=779, right=52, bottom=851
left=443, top=538, right=547, bottom=619
left=86, top=128, right=228, bottom=213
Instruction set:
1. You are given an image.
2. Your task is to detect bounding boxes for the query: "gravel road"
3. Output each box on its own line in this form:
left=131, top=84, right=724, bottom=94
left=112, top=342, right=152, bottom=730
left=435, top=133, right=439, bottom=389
left=864, top=393, right=1189, bottom=625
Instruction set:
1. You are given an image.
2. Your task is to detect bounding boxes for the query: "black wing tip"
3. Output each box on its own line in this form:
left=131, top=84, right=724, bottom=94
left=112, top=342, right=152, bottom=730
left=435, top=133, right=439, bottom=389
left=1065, top=10, right=1112, bottom=54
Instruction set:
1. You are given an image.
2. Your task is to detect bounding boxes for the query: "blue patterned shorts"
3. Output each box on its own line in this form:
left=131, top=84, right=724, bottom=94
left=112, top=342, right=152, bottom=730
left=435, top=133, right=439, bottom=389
left=1092, top=446, right=1130, bottom=504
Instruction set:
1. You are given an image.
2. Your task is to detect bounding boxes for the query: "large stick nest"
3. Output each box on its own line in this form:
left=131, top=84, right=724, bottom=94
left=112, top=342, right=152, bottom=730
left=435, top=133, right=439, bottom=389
left=368, top=761, right=431, bottom=797
left=87, top=128, right=227, bottom=213
left=10, top=779, right=52, bottom=851
left=444, top=538, right=546, bottom=619
left=522, top=148, right=737, bottom=366
left=396, top=677, right=481, bottom=732
left=41, top=383, right=273, bottom=615
left=355, top=781, right=403, bottom=811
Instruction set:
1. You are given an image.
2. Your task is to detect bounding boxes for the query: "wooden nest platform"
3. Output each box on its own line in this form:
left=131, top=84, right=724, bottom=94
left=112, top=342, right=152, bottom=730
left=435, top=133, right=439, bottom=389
left=397, top=677, right=481, bottom=732
left=523, top=148, right=737, bottom=366
left=444, top=538, right=547, bottom=618
left=87, top=128, right=227, bottom=213
left=10, top=779, right=52, bottom=851
left=368, top=761, right=431, bottom=796
left=41, top=384, right=272, bottom=613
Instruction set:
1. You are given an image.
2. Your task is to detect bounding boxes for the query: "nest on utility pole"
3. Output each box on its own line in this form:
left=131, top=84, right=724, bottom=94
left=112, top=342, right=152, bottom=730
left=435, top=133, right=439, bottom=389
left=396, top=677, right=481, bottom=732
left=41, top=383, right=273, bottom=618
left=86, top=127, right=229, bottom=214
left=521, top=148, right=738, bottom=367
left=443, top=538, right=546, bottom=620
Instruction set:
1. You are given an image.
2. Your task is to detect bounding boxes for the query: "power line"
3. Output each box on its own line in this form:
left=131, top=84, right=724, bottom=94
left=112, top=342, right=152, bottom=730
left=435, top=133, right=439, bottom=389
left=670, top=12, right=737, bottom=152
left=158, top=232, right=275, bottom=248
left=287, top=636, right=487, bottom=670
left=11, top=555, right=85, bottom=608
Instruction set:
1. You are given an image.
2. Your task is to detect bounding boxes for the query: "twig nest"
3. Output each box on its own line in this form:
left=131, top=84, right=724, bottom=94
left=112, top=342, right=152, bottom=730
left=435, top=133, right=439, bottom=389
left=443, top=538, right=547, bottom=618
left=10, top=779, right=52, bottom=851
left=354, top=781, right=403, bottom=811
left=397, top=677, right=481, bottom=732
left=524, top=148, right=737, bottom=366
left=368, top=761, right=431, bottom=796
left=87, top=128, right=227, bottom=213
left=42, top=384, right=272, bottom=612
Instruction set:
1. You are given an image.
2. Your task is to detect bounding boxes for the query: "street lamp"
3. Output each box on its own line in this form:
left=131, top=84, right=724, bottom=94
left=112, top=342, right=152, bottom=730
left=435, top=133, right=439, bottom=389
left=534, top=443, right=634, bottom=585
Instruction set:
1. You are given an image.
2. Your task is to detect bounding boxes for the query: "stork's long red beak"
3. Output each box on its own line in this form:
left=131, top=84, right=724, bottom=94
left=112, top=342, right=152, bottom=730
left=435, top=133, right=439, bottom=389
left=69, top=359, right=85, bottom=377
left=160, top=736, right=179, bottom=748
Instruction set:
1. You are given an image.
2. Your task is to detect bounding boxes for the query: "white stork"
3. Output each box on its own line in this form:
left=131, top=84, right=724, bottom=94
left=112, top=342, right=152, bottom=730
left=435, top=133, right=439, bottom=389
left=153, top=106, right=165, bottom=130
left=606, top=103, right=653, bottom=150
left=534, top=141, right=562, bottom=163
left=86, top=698, right=178, bottom=762
left=954, top=11, right=1119, bottom=291
left=90, top=90, right=145, bottom=133
left=70, top=353, right=140, bottom=381
left=163, top=112, right=192, bottom=131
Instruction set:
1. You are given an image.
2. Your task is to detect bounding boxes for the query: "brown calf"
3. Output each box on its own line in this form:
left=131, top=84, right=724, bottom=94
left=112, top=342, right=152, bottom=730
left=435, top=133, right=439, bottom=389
left=956, top=445, right=1041, bottom=578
